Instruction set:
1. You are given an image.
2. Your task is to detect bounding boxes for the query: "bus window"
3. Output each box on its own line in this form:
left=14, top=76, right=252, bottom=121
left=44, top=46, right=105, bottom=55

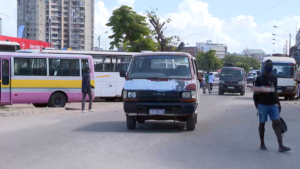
left=112, top=55, right=132, bottom=72
left=14, top=58, right=47, bottom=76
left=16, top=45, right=21, bottom=50
left=93, top=55, right=111, bottom=72
left=81, top=59, right=89, bottom=73
left=49, top=59, right=80, bottom=76
left=0, top=45, right=16, bottom=52
left=2, top=60, right=10, bottom=85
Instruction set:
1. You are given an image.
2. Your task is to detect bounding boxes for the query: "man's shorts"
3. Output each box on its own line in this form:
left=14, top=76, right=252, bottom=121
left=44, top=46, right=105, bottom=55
left=258, top=104, right=280, bottom=123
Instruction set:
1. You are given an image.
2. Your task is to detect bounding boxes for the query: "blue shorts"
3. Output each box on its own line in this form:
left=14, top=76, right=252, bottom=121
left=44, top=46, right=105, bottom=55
left=258, top=104, right=280, bottom=123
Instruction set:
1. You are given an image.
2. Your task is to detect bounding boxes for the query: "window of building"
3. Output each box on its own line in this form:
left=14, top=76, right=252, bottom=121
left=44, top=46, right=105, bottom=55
left=49, top=59, right=79, bottom=76
left=14, top=58, right=47, bottom=76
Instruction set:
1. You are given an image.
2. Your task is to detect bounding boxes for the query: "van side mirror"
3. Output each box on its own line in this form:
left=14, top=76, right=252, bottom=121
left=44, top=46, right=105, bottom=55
left=119, top=69, right=126, bottom=78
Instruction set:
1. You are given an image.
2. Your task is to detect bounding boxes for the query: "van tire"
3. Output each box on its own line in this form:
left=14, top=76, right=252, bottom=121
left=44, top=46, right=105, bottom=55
left=186, top=115, right=195, bottom=131
left=126, top=116, right=136, bottom=129
left=48, top=92, right=66, bottom=107
left=240, top=89, right=245, bottom=96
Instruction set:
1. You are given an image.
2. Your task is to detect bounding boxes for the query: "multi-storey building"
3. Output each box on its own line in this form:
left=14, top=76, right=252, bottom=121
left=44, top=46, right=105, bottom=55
left=196, top=41, right=227, bottom=59
left=17, top=0, right=94, bottom=50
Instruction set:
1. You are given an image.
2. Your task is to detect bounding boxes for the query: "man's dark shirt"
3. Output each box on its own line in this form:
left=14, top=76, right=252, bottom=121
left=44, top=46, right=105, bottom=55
left=82, top=72, right=91, bottom=93
left=253, top=74, right=278, bottom=106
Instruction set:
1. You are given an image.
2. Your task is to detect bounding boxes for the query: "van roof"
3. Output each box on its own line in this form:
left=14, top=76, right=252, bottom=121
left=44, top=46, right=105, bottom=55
left=133, top=52, right=193, bottom=58
left=263, top=57, right=296, bottom=64
left=222, top=66, right=244, bottom=70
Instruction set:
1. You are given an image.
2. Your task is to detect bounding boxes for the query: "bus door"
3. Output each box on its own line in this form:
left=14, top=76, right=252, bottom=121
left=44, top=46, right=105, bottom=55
left=0, top=58, right=11, bottom=104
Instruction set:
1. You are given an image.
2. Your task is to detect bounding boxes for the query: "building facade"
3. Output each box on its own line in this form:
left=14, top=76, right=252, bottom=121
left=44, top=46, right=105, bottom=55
left=181, top=46, right=198, bottom=57
left=17, top=0, right=94, bottom=50
left=241, top=49, right=266, bottom=62
left=196, top=42, right=227, bottom=58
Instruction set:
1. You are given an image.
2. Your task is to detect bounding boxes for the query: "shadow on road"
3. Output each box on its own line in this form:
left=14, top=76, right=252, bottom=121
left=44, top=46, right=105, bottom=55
left=74, top=121, right=186, bottom=133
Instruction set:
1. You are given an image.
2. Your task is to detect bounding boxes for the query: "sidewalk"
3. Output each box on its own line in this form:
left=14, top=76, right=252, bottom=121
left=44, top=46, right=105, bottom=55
left=0, top=101, right=123, bottom=117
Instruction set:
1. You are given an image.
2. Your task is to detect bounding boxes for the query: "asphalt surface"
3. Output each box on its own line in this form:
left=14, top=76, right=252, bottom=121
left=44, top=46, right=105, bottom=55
left=1, top=87, right=300, bottom=169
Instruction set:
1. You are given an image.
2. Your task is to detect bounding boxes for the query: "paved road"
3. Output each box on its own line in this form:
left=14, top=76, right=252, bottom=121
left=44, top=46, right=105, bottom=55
left=1, top=87, right=300, bottom=169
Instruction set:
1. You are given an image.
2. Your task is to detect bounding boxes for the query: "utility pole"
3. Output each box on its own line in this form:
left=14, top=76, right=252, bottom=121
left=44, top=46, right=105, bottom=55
left=289, top=33, right=291, bottom=57
left=97, top=35, right=100, bottom=50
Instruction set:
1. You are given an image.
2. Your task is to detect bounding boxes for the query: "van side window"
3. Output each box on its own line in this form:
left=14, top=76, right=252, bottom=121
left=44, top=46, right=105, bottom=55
left=191, top=59, right=197, bottom=76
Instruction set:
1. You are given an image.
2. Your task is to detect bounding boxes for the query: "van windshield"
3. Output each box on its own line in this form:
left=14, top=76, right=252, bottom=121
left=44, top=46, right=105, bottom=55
left=221, top=69, right=243, bottom=77
left=262, top=63, right=295, bottom=78
left=128, top=55, right=192, bottom=79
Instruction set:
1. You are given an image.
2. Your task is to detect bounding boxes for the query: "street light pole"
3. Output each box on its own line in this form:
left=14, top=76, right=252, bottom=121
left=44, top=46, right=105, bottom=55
left=273, top=26, right=291, bottom=57
left=97, top=31, right=108, bottom=51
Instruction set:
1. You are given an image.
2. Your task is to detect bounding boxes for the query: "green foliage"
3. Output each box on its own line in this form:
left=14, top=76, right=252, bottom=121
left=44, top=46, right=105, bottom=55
left=123, top=38, right=157, bottom=52
left=223, top=55, right=261, bottom=70
left=235, top=62, right=250, bottom=72
left=196, top=50, right=223, bottom=71
left=106, top=5, right=151, bottom=50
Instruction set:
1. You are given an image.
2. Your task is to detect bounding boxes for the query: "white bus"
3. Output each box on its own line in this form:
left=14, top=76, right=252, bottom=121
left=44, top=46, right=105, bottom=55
left=0, top=41, right=21, bottom=52
left=262, top=57, right=298, bottom=100
left=39, top=50, right=139, bottom=101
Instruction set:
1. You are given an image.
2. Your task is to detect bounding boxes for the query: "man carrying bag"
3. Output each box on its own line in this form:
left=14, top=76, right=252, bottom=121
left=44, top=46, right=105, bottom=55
left=253, top=60, right=291, bottom=152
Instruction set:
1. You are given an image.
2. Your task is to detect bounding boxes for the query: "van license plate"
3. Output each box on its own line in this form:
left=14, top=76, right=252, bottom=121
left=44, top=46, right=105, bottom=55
left=149, top=109, right=165, bottom=115
left=228, top=87, right=234, bottom=89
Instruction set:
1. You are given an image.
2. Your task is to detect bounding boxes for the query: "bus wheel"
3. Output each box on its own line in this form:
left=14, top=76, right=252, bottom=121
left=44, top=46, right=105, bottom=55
left=48, top=92, right=67, bottom=107
left=32, top=104, right=48, bottom=108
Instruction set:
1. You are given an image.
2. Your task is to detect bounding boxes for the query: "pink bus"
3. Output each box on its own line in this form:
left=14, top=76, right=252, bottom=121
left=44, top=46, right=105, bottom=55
left=0, top=52, right=95, bottom=107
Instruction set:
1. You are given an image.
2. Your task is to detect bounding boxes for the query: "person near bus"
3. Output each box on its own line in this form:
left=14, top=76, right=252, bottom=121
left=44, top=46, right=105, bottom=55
left=209, top=73, right=214, bottom=92
left=253, top=60, right=290, bottom=152
left=82, top=68, right=93, bottom=113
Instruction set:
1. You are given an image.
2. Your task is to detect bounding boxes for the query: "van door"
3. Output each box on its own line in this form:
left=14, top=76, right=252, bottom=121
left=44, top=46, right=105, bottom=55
left=0, top=58, right=11, bottom=104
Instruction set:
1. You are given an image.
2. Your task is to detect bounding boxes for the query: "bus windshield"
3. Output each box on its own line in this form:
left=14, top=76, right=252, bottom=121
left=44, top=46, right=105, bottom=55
left=128, top=55, right=191, bottom=79
left=264, top=63, right=295, bottom=78
left=0, top=45, right=19, bottom=52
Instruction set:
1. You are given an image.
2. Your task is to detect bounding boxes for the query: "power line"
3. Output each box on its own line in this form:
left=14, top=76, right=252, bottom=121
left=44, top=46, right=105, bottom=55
left=182, top=0, right=288, bottom=38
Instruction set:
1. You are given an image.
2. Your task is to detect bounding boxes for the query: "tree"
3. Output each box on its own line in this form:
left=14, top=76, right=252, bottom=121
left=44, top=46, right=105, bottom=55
left=196, top=50, right=223, bottom=71
left=223, top=54, right=261, bottom=70
left=146, top=8, right=180, bottom=51
left=123, top=37, right=157, bottom=52
left=235, top=62, right=250, bottom=72
left=106, top=5, right=151, bottom=51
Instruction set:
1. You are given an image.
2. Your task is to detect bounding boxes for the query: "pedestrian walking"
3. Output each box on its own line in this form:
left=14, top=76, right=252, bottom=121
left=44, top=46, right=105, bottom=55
left=82, top=68, right=93, bottom=113
left=198, top=73, right=204, bottom=90
left=296, top=81, right=300, bottom=100
left=209, top=73, right=214, bottom=92
left=253, top=60, right=291, bottom=152
left=203, top=71, right=210, bottom=94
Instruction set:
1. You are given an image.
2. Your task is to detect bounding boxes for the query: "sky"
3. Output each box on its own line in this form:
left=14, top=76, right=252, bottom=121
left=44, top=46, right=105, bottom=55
left=0, top=0, right=300, bottom=54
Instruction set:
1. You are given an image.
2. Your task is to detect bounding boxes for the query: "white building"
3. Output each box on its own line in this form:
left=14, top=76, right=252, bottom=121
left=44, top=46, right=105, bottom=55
left=296, top=29, right=300, bottom=49
left=17, top=0, right=94, bottom=51
left=196, top=41, right=227, bottom=58
left=241, top=49, right=266, bottom=62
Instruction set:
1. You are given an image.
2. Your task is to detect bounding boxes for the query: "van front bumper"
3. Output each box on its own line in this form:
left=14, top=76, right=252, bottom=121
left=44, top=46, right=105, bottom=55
left=124, top=102, right=197, bottom=116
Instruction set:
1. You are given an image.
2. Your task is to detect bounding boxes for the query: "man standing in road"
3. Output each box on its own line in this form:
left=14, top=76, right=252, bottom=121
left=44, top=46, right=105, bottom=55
left=82, top=68, right=93, bottom=113
left=253, top=60, right=291, bottom=152
left=209, top=73, right=214, bottom=92
left=204, top=71, right=210, bottom=94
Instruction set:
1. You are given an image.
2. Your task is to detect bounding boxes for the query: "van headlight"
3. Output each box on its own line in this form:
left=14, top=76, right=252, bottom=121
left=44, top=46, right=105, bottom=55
left=128, top=91, right=137, bottom=98
left=238, top=81, right=244, bottom=85
left=182, top=91, right=196, bottom=98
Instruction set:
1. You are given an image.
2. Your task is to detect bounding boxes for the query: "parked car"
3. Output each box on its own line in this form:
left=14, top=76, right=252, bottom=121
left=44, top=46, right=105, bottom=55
left=219, top=67, right=246, bottom=95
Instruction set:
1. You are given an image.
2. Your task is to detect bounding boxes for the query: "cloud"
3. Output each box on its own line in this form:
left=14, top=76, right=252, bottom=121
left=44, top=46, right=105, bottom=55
left=117, top=0, right=135, bottom=7
left=162, top=0, right=300, bottom=54
left=94, top=1, right=111, bottom=49
left=0, top=0, right=17, bottom=37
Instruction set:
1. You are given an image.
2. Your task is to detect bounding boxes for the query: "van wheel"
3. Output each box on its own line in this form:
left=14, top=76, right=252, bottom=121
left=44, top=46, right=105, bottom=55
left=126, top=116, right=136, bottom=129
left=33, top=104, right=48, bottom=108
left=186, top=115, right=195, bottom=131
left=240, top=89, right=245, bottom=96
left=48, top=93, right=66, bottom=107
left=219, top=89, right=224, bottom=95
